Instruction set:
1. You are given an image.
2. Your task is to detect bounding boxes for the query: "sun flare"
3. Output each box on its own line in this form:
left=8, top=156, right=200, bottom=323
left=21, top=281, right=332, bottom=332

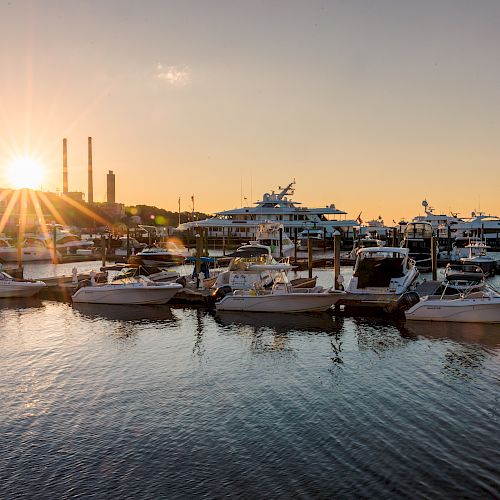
left=6, top=156, right=44, bottom=190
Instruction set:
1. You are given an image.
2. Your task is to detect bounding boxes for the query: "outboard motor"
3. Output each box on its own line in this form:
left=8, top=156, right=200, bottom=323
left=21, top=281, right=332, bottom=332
left=396, top=291, right=420, bottom=311
left=211, top=285, right=233, bottom=302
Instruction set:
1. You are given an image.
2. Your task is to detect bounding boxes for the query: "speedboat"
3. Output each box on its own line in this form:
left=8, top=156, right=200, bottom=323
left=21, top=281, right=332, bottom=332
left=404, top=286, right=500, bottom=323
left=213, top=244, right=294, bottom=291
left=215, top=273, right=344, bottom=313
left=111, top=265, right=181, bottom=284
left=0, top=269, right=46, bottom=298
left=441, top=264, right=485, bottom=294
left=130, top=241, right=190, bottom=267
left=0, top=237, right=18, bottom=262
left=72, top=276, right=182, bottom=304
left=345, top=247, right=419, bottom=296
left=349, top=235, right=384, bottom=259
left=0, top=237, right=56, bottom=262
left=460, top=241, right=497, bottom=276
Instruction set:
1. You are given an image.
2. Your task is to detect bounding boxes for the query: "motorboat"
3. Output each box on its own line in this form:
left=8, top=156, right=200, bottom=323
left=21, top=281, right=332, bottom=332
left=0, top=236, right=56, bottom=262
left=0, top=237, right=17, bottom=262
left=298, top=228, right=325, bottom=250
left=252, top=222, right=295, bottom=258
left=0, top=269, right=46, bottom=298
left=130, top=240, right=190, bottom=267
left=441, top=264, right=485, bottom=294
left=111, top=265, right=181, bottom=284
left=215, top=272, right=344, bottom=313
left=400, top=221, right=433, bottom=270
left=212, top=244, right=294, bottom=291
left=453, top=213, right=500, bottom=244
left=345, top=247, right=419, bottom=296
left=404, top=286, right=500, bottom=323
left=349, top=235, right=384, bottom=259
left=447, top=236, right=483, bottom=261
left=460, top=241, right=497, bottom=276
left=72, top=276, right=182, bottom=305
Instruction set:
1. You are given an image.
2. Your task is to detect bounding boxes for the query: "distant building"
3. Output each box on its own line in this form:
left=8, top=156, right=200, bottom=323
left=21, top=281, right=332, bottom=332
left=66, top=192, right=84, bottom=202
left=107, top=170, right=116, bottom=204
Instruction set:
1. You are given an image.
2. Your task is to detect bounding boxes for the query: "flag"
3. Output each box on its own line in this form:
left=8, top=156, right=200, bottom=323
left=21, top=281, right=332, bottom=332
left=356, top=212, right=363, bottom=224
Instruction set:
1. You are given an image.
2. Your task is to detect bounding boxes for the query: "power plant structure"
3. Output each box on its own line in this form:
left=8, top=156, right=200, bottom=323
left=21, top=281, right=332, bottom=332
left=87, top=137, right=93, bottom=204
left=107, top=170, right=116, bottom=203
left=60, top=137, right=120, bottom=211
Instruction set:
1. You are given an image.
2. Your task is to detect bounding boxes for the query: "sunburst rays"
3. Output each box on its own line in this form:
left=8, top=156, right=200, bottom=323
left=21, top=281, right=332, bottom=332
left=0, top=188, right=112, bottom=263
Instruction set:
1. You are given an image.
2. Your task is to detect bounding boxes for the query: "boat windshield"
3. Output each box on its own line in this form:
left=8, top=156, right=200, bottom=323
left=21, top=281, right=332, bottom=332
left=229, top=255, right=267, bottom=271
left=354, top=256, right=405, bottom=288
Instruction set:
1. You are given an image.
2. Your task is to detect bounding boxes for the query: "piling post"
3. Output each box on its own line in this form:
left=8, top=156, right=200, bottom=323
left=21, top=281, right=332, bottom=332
left=323, top=227, right=327, bottom=252
left=126, top=227, right=131, bottom=260
left=17, top=227, right=23, bottom=274
left=279, top=227, right=283, bottom=258
left=222, top=227, right=226, bottom=256
left=431, top=235, right=438, bottom=281
left=195, top=233, right=202, bottom=278
left=52, top=224, right=58, bottom=264
left=307, top=235, right=313, bottom=279
left=294, top=228, right=298, bottom=263
left=101, top=236, right=106, bottom=267
left=334, top=230, right=341, bottom=289
left=447, top=225, right=452, bottom=258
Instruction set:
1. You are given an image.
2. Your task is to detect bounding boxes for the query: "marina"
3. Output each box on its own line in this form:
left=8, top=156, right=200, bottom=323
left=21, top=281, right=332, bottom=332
left=2, top=1, right=500, bottom=497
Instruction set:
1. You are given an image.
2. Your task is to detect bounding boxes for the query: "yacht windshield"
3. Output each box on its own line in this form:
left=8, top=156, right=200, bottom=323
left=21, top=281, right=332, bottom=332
left=354, top=256, right=405, bottom=288
left=229, top=255, right=267, bottom=271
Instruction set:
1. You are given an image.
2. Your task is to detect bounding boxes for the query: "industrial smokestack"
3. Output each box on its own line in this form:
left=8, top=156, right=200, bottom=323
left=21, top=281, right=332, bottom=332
left=62, top=138, right=68, bottom=194
left=87, top=136, right=93, bottom=204
left=107, top=170, right=116, bottom=203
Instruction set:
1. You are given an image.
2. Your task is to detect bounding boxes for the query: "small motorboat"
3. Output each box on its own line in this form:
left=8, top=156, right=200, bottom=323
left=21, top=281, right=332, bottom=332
left=130, top=241, right=190, bottom=267
left=0, top=270, right=46, bottom=298
left=441, top=264, right=485, bottom=294
left=404, top=285, right=500, bottom=323
left=72, top=276, right=182, bottom=305
left=460, top=241, right=497, bottom=276
left=214, top=271, right=344, bottom=313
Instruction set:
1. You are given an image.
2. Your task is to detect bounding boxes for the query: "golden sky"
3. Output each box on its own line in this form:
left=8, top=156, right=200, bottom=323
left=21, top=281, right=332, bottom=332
left=1, top=0, right=499, bottom=222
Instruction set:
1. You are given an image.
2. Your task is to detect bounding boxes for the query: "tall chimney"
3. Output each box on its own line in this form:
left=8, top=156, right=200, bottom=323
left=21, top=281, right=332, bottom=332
left=62, top=138, right=68, bottom=194
left=87, top=136, right=93, bottom=204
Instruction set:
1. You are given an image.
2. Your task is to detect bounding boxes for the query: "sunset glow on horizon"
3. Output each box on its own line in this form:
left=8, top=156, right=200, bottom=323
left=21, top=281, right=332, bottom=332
left=1, top=0, right=499, bottom=222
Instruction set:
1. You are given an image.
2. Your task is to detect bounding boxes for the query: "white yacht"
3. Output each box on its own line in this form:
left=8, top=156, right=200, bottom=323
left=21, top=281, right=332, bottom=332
left=36, top=225, right=94, bottom=254
left=345, top=247, right=419, bottom=296
left=131, top=240, right=190, bottom=266
left=454, top=213, right=500, bottom=243
left=178, top=180, right=359, bottom=243
left=298, top=228, right=325, bottom=250
left=349, top=235, right=384, bottom=259
left=0, top=237, right=56, bottom=262
left=412, top=200, right=463, bottom=239
left=460, top=241, right=497, bottom=276
left=0, top=237, right=17, bottom=261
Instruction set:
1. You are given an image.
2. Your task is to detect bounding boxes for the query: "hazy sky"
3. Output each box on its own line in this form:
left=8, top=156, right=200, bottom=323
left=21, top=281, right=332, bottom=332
left=1, top=0, right=499, bottom=221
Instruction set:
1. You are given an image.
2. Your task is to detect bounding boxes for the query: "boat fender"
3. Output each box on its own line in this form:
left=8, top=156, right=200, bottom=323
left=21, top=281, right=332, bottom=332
left=212, top=285, right=233, bottom=301
left=396, top=291, right=420, bottom=311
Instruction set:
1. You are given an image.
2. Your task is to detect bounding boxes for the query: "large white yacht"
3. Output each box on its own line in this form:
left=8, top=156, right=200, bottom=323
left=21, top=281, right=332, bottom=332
left=412, top=200, right=463, bottom=239
left=178, top=181, right=359, bottom=242
left=453, top=213, right=500, bottom=243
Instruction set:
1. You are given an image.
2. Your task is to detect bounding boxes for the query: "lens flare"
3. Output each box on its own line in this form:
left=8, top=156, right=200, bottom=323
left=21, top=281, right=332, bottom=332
left=6, top=156, right=44, bottom=189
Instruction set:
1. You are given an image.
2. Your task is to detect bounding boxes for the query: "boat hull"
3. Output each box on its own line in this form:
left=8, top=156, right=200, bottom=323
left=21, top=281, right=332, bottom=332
left=405, top=297, right=500, bottom=323
left=216, top=291, right=343, bottom=313
left=72, top=284, right=181, bottom=305
left=0, top=282, right=46, bottom=298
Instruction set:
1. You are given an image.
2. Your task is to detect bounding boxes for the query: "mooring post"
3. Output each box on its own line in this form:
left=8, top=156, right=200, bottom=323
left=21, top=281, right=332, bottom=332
left=447, top=225, right=452, bottom=258
left=307, top=235, right=313, bottom=279
left=294, top=227, right=298, bottom=263
left=17, top=226, right=23, bottom=274
left=52, top=224, right=58, bottom=264
left=204, top=228, right=209, bottom=256
left=195, top=233, right=202, bottom=286
left=279, top=227, right=283, bottom=258
left=431, top=235, right=438, bottom=281
left=101, top=236, right=106, bottom=267
left=222, top=227, right=226, bottom=256
left=126, top=227, right=131, bottom=260
left=323, top=227, right=327, bottom=252
left=334, top=230, right=341, bottom=289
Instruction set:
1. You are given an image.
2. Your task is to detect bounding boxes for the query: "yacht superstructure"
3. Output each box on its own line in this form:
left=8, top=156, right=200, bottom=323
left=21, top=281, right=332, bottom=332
left=178, top=181, right=359, bottom=243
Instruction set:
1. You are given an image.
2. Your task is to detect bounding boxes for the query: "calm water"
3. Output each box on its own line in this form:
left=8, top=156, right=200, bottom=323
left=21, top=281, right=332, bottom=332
left=1, top=262, right=499, bottom=498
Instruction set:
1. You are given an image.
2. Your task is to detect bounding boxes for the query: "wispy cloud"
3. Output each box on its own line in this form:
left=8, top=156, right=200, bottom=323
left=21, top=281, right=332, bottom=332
left=156, top=64, right=190, bottom=86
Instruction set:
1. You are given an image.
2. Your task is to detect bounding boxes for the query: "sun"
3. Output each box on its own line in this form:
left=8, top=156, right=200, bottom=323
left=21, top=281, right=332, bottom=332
left=6, top=156, right=44, bottom=190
